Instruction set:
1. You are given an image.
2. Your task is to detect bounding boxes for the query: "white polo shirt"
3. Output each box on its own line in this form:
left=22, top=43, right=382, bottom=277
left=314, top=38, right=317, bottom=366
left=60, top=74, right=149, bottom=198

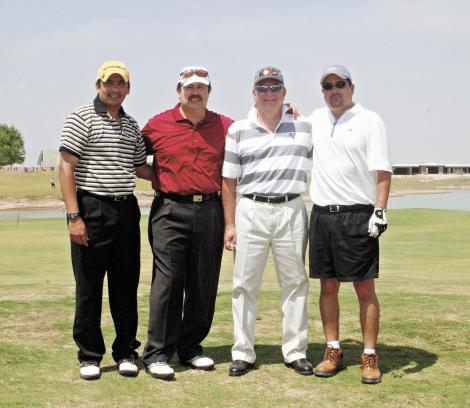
left=223, top=105, right=312, bottom=195
left=309, top=103, right=392, bottom=206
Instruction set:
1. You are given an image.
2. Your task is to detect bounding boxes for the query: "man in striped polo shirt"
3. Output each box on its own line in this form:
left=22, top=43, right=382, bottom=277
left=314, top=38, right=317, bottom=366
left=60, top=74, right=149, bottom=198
left=222, top=66, right=313, bottom=377
left=59, top=60, right=152, bottom=380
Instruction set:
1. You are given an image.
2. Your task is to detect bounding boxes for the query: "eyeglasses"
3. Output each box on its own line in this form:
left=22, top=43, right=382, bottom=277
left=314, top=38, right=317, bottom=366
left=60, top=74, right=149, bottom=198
left=255, top=84, right=283, bottom=93
left=180, top=69, right=209, bottom=79
left=321, top=80, right=348, bottom=91
left=103, top=80, right=127, bottom=88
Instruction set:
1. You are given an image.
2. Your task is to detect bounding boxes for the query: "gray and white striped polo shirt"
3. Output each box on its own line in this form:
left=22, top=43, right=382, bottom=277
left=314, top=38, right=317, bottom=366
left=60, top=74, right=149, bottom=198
left=222, top=105, right=312, bottom=195
left=60, top=96, right=147, bottom=196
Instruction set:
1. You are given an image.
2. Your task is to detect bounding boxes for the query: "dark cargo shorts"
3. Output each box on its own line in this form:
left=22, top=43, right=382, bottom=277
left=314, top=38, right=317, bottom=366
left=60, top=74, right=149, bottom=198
left=309, top=204, right=379, bottom=282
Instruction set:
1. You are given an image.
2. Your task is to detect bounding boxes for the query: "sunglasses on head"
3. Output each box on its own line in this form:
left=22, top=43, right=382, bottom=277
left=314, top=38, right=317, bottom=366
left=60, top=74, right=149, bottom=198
left=321, top=80, right=348, bottom=91
left=255, top=84, right=283, bottom=93
left=180, top=69, right=208, bottom=79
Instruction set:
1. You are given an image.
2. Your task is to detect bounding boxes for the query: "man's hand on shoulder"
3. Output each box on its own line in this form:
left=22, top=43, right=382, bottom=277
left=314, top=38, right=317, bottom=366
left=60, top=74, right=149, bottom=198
left=286, top=103, right=302, bottom=120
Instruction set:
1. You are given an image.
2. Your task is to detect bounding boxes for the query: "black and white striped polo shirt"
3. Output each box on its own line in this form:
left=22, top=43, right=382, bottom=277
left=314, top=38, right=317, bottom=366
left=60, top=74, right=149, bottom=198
left=60, top=96, right=147, bottom=196
left=222, top=105, right=313, bottom=195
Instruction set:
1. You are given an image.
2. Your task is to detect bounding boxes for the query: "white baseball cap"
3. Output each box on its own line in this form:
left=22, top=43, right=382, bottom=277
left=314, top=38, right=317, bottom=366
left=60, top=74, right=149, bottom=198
left=178, top=65, right=211, bottom=87
left=320, top=65, right=352, bottom=84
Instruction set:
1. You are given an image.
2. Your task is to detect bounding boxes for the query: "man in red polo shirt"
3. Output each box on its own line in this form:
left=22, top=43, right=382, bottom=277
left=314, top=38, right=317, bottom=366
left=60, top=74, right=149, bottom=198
left=141, top=66, right=233, bottom=380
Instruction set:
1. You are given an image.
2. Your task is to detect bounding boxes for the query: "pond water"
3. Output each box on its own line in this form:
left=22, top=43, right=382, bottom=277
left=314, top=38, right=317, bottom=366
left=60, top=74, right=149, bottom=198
left=388, top=189, right=470, bottom=211
left=1, top=190, right=469, bottom=220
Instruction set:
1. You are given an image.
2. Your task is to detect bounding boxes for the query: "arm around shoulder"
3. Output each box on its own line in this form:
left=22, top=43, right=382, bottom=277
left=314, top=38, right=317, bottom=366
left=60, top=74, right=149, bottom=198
left=135, top=163, right=153, bottom=181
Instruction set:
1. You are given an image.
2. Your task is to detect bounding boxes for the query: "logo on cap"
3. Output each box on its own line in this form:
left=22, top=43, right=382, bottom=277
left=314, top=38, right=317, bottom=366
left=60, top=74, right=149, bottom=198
left=97, top=60, right=130, bottom=83
left=254, top=66, right=284, bottom=85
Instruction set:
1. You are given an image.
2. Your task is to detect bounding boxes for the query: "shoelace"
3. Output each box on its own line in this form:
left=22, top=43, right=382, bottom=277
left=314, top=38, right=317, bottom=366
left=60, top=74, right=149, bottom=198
left=81, top=361, right=99, bottom=367
left=324, top=347, right=340, bottom=361
left=119, top=358, right=136, bottom=365
left=363, top=354, right=378, bottom=369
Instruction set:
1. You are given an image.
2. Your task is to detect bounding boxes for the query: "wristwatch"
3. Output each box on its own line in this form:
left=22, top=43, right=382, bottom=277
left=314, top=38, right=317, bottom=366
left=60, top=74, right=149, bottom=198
left=66, top=212, right=81, bottom=222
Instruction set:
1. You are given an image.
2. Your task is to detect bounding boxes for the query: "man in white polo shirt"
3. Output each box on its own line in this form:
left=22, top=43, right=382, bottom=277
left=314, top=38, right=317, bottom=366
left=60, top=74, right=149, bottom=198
left=222, top=66, right=313, bottom=377
left=309, top=65, right=392, bottom=384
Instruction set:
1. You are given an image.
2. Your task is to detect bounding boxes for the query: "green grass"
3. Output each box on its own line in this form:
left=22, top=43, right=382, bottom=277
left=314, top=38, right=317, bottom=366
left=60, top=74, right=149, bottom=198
left=0, top=169, right=63, bottom=198
left=0, top=169, right=153, bottom=199
left=390, top=175, right=470, bottom=193
left=2, top=169, right=470, bottom=200
left=0, top=210, right=470, bottom=407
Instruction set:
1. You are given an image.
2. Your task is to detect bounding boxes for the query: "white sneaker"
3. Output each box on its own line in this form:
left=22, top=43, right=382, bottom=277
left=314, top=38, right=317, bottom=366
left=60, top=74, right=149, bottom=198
left=118, top=358, right=139, bottom=377
left=184, top=355, right=214, bottom=370
left=80, top=361, right=101, bottom=380
left=147, top=362, right=175, bottom=380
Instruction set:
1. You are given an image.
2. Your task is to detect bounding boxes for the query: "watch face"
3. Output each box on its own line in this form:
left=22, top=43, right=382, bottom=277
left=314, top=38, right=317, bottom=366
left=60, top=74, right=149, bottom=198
left=67, top=212, right=80, bottom=221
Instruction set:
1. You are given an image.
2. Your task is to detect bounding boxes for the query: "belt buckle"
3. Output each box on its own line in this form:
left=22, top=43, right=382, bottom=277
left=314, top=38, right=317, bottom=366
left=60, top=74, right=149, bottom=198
left=193, top=194, right=203, bottom=202
left=329, top=205, right=340, bottom=213
left=114, top=195, right=127, bottom=202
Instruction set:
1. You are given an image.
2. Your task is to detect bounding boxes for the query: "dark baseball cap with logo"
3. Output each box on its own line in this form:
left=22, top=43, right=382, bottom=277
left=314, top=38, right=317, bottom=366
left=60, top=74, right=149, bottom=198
left=254, top=66, right=284, bottom=85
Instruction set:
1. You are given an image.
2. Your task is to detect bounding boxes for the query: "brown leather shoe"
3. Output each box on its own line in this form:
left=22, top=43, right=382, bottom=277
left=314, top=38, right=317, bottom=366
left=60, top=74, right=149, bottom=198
left=361, top=353, right=381, bottom=384
left=313, top=346, right=343, bottom=377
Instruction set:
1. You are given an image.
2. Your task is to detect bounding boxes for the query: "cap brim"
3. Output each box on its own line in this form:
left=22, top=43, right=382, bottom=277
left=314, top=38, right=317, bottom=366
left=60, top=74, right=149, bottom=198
left=100, top=69, right=129, bottom=82
left=180, top=75, right=210, bottom=87
left=320, top=72, right=348, bottom=84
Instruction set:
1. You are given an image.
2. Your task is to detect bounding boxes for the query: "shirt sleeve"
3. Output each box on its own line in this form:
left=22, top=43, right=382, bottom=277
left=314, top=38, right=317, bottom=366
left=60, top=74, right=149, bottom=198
left=222, top=115, right=235, bottom=134
left=59, top=111, right=89, bottom=158
left=302, top=118, right=313, bottom=172
left=134, top=131, right=148, bottom=166
left=222, top=127, right=241, bottom=179
left=141, top=120, right=155, bottom=155
left=367, top=114, right=392, bottom=172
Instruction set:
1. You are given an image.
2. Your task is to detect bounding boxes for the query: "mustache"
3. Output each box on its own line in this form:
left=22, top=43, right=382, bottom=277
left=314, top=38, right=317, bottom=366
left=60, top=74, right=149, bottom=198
left=189, top=95, right=202, bottom=100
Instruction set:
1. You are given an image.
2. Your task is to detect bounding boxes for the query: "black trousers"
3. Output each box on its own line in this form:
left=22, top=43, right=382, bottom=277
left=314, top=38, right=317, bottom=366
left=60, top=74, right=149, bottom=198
left=143, top=195, right=224, bottom=365
left=71, top=193, right=141, bottom=363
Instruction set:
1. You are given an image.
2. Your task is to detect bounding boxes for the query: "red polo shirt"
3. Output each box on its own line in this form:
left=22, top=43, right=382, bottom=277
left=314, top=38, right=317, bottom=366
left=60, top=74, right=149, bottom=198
left=142, top=104, right=234, bottom=194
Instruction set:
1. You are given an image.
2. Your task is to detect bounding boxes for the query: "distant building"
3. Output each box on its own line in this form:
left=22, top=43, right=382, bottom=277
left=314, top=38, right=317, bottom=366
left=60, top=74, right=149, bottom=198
left=37, top=150, right=60, bottom=169
left=393, top=163, right=470, bottom=175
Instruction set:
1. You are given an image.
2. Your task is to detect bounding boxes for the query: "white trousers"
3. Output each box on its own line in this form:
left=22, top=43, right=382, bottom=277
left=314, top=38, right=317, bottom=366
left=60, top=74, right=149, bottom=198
left=231, top=196, right=309, bottom=364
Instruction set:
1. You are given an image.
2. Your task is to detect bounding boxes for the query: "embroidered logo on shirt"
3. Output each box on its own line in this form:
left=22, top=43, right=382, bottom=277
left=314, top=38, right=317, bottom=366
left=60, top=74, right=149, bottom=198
left=288, top=132, right=296, bottom=139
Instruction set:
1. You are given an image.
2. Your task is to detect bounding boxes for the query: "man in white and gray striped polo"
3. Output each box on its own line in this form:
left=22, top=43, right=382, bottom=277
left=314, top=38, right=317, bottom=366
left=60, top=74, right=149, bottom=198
left=222, top=66, right=313, bottom=377
left=59, top=60, right=152, bottom=380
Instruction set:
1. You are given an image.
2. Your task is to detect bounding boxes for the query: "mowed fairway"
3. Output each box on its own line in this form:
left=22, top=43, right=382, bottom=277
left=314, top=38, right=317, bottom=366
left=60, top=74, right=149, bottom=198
left=0, top=209, right=469, bottom=407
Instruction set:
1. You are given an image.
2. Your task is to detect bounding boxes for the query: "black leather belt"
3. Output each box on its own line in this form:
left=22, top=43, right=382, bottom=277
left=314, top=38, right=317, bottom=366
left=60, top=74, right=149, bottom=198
left=313, top=204, right=373, bottom=213
left=77, top=189, right=131, bottom=202
left=243, top=194, right=300, bottom=204
left=156, top=191, right=220, bottom=203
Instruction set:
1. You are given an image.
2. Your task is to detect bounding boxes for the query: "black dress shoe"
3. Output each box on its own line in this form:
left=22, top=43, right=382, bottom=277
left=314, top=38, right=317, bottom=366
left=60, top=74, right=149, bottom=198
left=285, top=358, right=313, bottom=376
left=229, top=360, right=255, bottom=376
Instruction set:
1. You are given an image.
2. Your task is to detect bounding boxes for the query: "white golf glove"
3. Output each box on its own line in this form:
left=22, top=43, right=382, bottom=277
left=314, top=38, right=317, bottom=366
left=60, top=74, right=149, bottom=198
left=368, top=208, right=388, bottom=238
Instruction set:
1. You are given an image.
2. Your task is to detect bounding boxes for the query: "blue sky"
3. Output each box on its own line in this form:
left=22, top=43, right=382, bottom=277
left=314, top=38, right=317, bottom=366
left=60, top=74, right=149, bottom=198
left=1, top=0, right=469, bottom=165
